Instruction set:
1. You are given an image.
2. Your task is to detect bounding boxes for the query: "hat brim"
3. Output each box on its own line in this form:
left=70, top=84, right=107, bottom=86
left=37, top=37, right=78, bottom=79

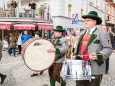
left=53, top=28, right=64, bottom=32
left=82, top=14, right=102, bottom=25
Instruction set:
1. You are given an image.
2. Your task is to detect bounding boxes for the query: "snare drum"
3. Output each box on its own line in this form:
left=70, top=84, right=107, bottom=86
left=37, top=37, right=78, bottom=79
left=62, top=60, right=91, bottom=80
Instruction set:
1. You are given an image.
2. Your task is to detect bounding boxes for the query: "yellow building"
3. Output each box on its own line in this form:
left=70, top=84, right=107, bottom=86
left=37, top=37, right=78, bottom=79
left=105, top=0, right=115, bottom=28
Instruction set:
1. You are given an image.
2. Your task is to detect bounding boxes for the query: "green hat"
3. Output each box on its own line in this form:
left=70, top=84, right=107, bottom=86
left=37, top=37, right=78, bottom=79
left=34, top=31, right=41, bottom=36
left=53, top=26, right=64, bottom=32
left=82, top=11, right=102, bottom=25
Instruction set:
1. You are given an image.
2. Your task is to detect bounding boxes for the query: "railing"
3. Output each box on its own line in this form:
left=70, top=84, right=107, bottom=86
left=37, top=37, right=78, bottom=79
left=0, top=8, right=50, bottom=20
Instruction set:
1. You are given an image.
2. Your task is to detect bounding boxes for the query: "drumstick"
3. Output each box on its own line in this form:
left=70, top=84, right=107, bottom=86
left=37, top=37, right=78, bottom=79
left=80, top=54, right=102, bottom=57
left=71, top=54, right=103, bottom=59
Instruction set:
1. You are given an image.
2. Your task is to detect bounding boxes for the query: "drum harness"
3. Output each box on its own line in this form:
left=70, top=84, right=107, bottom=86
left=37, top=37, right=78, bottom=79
left=52, top=38, right=65, bottom=61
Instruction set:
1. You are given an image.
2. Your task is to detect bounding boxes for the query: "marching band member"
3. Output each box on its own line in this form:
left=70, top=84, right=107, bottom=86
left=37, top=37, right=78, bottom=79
left=73, top=11, right=112, bottom=86
left=101, top=26, right=115, bottom=74
left=47, top=26, right=68, bottom=86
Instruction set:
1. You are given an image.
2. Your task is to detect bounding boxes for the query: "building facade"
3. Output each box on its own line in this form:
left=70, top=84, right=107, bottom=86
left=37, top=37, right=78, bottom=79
left=105, top=0, right=115, bottom=29
left=1, top=0, right=115, bottom=30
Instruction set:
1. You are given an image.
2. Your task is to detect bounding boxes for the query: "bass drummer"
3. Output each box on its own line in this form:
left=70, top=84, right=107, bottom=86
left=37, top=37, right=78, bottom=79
left=47, top=26, right=68, bottom=86
left=73, top=11, right=112, bottom=86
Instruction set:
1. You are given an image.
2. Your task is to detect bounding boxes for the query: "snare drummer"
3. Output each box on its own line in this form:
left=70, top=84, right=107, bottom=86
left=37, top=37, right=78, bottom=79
left=73, top=11, right=112, bottom=86
left=31, top=31, right=44, bottom=77
left=47, top=26, right=68, bottom=86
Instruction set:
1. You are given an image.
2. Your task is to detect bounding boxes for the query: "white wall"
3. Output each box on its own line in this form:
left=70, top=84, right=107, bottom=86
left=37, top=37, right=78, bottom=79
left=51, top=0, right=65, bottom=16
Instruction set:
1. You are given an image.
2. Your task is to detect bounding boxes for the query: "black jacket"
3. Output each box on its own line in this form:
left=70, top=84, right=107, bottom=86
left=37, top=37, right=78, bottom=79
left=0, top=39, right=2, bottom=60
left=110, top=33, right=115, bottom=50
left=11, top=1, right=17, bottom=8
left=29, top=3, right=36, bottom=9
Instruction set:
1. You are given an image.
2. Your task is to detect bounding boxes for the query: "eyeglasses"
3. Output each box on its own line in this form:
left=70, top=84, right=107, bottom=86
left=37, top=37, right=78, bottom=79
left=85, top=19, right=94, bottom=22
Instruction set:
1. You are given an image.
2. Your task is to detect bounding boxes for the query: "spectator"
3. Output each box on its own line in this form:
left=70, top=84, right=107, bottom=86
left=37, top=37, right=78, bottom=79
left=10, top=0, right=17, bottom=17
left=8, top=32, right=13, bottom=55
left=21, top=31, right=30, bottom=46
left=9, top=34, right=17, bottom=57
left=43, top=33, right=49, bottom=40
left=101, top=26, right=115, bottom=74
left=72, top=28, right=81, bottom=52
left=65, top=28, right=74, bottom=59
left=17, top=32, right=22, bottom=54
left=2, top=38, right=8, bottom=51
left=29, top=0, right=37, bottom=18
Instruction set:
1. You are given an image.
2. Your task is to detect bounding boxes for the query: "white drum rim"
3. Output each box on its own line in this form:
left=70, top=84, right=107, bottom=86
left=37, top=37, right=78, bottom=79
left=22, top=37, right=56, bottom=72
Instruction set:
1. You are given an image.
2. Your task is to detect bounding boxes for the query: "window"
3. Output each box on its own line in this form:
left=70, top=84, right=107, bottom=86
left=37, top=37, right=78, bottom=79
left=110, top=6, right=112, bottom=14
left=89, top=0, right=93, bottom=5
left=81, top=9, right=83, bottom=16
left=96, top=0, right=98, bottom=6
left=68, top=4, right=72, bottom=18
left=106, top=4, right=109, bottom=13
left=113, top=8, right=115, bottom=15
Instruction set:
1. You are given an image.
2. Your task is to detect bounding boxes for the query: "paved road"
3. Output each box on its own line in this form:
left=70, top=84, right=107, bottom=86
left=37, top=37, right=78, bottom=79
left=0, top=51, right=115, bottom=86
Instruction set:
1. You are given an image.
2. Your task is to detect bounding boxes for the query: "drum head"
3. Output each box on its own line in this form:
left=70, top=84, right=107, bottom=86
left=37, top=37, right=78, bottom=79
left=22, top=38, right=55, bottom=72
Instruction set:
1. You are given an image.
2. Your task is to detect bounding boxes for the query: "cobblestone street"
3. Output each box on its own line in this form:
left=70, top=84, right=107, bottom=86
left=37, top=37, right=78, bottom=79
left=0, top=51, right=115, bottom=86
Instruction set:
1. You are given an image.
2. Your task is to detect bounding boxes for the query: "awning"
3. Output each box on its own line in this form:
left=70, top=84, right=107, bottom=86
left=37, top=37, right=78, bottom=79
left=14, top=24, right=35, bottom=30
left=0, top=22, right=13, bottom=30
left=38, top=23, right=53, bottom=30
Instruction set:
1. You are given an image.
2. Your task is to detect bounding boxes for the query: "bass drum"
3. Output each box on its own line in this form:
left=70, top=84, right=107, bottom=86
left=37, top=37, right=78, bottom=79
left=22, top=37, right=55, bottom=72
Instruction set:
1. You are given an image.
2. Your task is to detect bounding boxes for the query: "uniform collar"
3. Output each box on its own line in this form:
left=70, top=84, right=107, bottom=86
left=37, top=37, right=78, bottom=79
left=86, top=26, right=96, bottom=34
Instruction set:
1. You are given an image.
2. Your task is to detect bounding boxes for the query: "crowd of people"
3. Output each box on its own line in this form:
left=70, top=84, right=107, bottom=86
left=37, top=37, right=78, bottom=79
left=0, top=11, right=115, bottom=86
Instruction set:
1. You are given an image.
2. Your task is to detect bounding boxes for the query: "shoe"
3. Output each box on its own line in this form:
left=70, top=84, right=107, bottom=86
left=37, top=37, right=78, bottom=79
left=17, top=52, right=21, bottom=54
left=31, top=73, right=38, bottom=77
left=1, top=75, right=7, bottom=84
left=105, top=72, right=108, bottom=75
left=42, top=84, right=48, bottom=86
left=40, top=71, right=43, bottom=75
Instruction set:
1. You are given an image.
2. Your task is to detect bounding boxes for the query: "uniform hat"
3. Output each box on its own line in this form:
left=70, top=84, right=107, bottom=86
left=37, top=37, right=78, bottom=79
left=53, top=26, right=64, bottom=32
left=82, top=11, right=102, bottom=25
left=34, top=31, right=41, bottom=36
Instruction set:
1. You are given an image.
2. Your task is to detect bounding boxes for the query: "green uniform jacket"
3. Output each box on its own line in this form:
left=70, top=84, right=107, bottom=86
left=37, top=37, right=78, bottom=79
left=55, top=36, right=68, bottom=63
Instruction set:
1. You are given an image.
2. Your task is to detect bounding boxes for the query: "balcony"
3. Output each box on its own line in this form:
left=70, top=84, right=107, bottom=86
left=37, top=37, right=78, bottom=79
left=106, top=0, right=115, bottom=7
left=0, top=7, right=50, bottom=21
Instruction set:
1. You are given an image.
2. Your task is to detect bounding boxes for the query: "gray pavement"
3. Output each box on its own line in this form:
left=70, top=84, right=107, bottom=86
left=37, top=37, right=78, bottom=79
left=0, top=51, right=115, bottom=86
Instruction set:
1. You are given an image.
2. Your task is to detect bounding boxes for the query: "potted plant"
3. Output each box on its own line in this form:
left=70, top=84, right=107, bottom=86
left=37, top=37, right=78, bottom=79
left=37, top=5, right=46, bottom=19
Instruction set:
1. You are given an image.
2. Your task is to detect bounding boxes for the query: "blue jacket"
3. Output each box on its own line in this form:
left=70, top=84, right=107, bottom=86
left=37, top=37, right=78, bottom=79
left=21, top=34, right=30, bottom=45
